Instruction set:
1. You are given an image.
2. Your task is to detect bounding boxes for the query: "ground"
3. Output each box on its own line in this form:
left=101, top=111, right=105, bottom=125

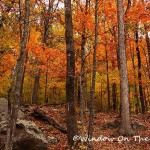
left=25, top=105, right=150, bottom=150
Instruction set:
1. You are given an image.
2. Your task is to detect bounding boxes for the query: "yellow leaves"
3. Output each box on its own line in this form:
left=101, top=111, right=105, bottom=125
left=27, top=28, right=41, bottom=49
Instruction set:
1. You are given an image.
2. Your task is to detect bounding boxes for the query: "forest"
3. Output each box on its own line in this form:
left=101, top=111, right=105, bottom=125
left=0, top=0, right=150, bottom=149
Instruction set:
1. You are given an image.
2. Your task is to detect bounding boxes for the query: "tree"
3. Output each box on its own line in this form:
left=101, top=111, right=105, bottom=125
left=5, top=0, right=30, bottom=149
left=64, top=0, right=78, bottom=147
left=117, top=0, right=133, bottom=135
left=135, top=26, right=146, bottom=113
left=88, top=0, right=98, bottom=144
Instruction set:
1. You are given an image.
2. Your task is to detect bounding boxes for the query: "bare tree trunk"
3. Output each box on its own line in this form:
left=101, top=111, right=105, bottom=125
left=20, top=51, right=28, bottom=104
left=140, top=45, right=150, bottom=80
left=88, top=0, right=98, bottom=144
left=105, top=45, right=110, bottom=111
left=80, top=33, right=86, bottom=118
left=144, top=25, right=150, bottom=65
left=77, top=77, right=80, bottom=106
left=145, top=85, right=150, bottom=110
left=117, top=0, right=133, bottom=135
left=100, top=80, right=103, bottom=112
left=45, top=69, right=48, bottom=104
left=5, top=0, right=30, bottom=149
left=32, top=69, right=40, bottom=104
left=129, top=44, right=140, bottom=113
left=112, top=82, right=117, bottom=112
left=135, top=28, right=146, bottom=114
left=64, top=0, right=78, bottom=147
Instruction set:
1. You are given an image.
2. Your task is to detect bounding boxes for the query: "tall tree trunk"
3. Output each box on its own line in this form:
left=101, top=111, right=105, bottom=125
left=112, top=82, right=117, bottom=112
left=100, top=80, right=103, bottom=112
left=129, top=44, right=140, bottom=113
left=20, top=51, right=28, bottom=104
left=32, top=69, right=40, bottom=104
left=64, top=0, right=77, bottom=147
left=88, top=0, right=98, bottom=143
left=145, top=85, right=150, bottom=110
left=144, top=25, right=150, bottom=65
left=140, top=45, right=150, bottom=80
left=80, top=33, right=86, bottom=118
left=45, top=69, right=48, bottom=104
left=135, top=29, right=146, bottom=114
left=80, top=0, right=89, bottom=127
left=117, top=0, right=133, bottom=135
left=112, top=26, right=120, bottom=70
left=77, top=77, right=80, bottom=106
left=5, top=0, right=30, bottom=149
left=105, top=45, right=110, bottom=111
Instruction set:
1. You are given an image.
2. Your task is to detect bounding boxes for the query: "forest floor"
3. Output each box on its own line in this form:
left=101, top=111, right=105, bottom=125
left=25, top=105, right=150, bottom=150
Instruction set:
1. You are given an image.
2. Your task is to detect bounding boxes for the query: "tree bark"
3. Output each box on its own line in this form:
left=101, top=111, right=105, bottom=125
left=129, top=44, right=140, bottom=113
left=144, top=25, right=150, bottom=65
left=88, top=0, right=98, bottom=143
left=20, top=51, right=28, bottom=104
left=105, top=45, right=110, bottom=111
left=32, top=69, right=40, bottom=104
left=80, top=33, right=86, bottom=119
left=44, top=69, right=48, bottom=104
left=5, top=0, right=30, bottom=149
left=112, top=82, right=117, bottom=112
left=100, top=80, right=103, bottom=112
left=135, top=29, right=146, bottom=114
left=64, top=0, right=78, bottom=147
left=117, top=0, right=133, bottom=135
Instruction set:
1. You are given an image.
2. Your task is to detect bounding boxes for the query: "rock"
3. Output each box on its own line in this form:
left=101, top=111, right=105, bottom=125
left=47, top=136, right=58, bottom=144
left=107, top=119, right=121, bottom=129
left=0, top=120, right=48, bottom=150
left=0, top=121, right=8, bottom=133
left=0, top=98, right=25, bottom=122
left=0, top=98, right=57, bottom=149
left=131, top=122, right=147, bottom=131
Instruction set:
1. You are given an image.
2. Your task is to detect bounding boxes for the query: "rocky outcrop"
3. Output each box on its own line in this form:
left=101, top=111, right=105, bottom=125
left=0, top=98, right=58, bottom=150
left=0, top=120, right=48, bottom=150
left=0, top=98, right=25, bottom=122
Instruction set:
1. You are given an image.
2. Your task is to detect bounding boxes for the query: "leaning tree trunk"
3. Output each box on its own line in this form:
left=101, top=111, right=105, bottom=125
left=117, top=0, right=133, bottom=135
left=64, top=0, right=78, bottom=147
left=5, top=0, right=30, bottom=150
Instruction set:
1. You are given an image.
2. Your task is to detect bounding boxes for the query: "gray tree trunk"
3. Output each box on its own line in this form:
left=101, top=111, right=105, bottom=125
left=88, top=0, right=98, bottom=144
left=5, top=0, right=30, bottom=149
left=117, top=0, right=133, bottom=135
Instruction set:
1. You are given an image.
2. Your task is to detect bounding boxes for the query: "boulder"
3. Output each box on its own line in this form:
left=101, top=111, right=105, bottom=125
left=0, top=120, right=48, bottom=150
left=131, top=122, right=147, bottom=131
left=0, top=98, right=25, bottom=122
left=47, top=136, right=58, bottom=144
left=0, top=98, right=57, bottom=150
left=107, top=119, right=121, bottom=129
